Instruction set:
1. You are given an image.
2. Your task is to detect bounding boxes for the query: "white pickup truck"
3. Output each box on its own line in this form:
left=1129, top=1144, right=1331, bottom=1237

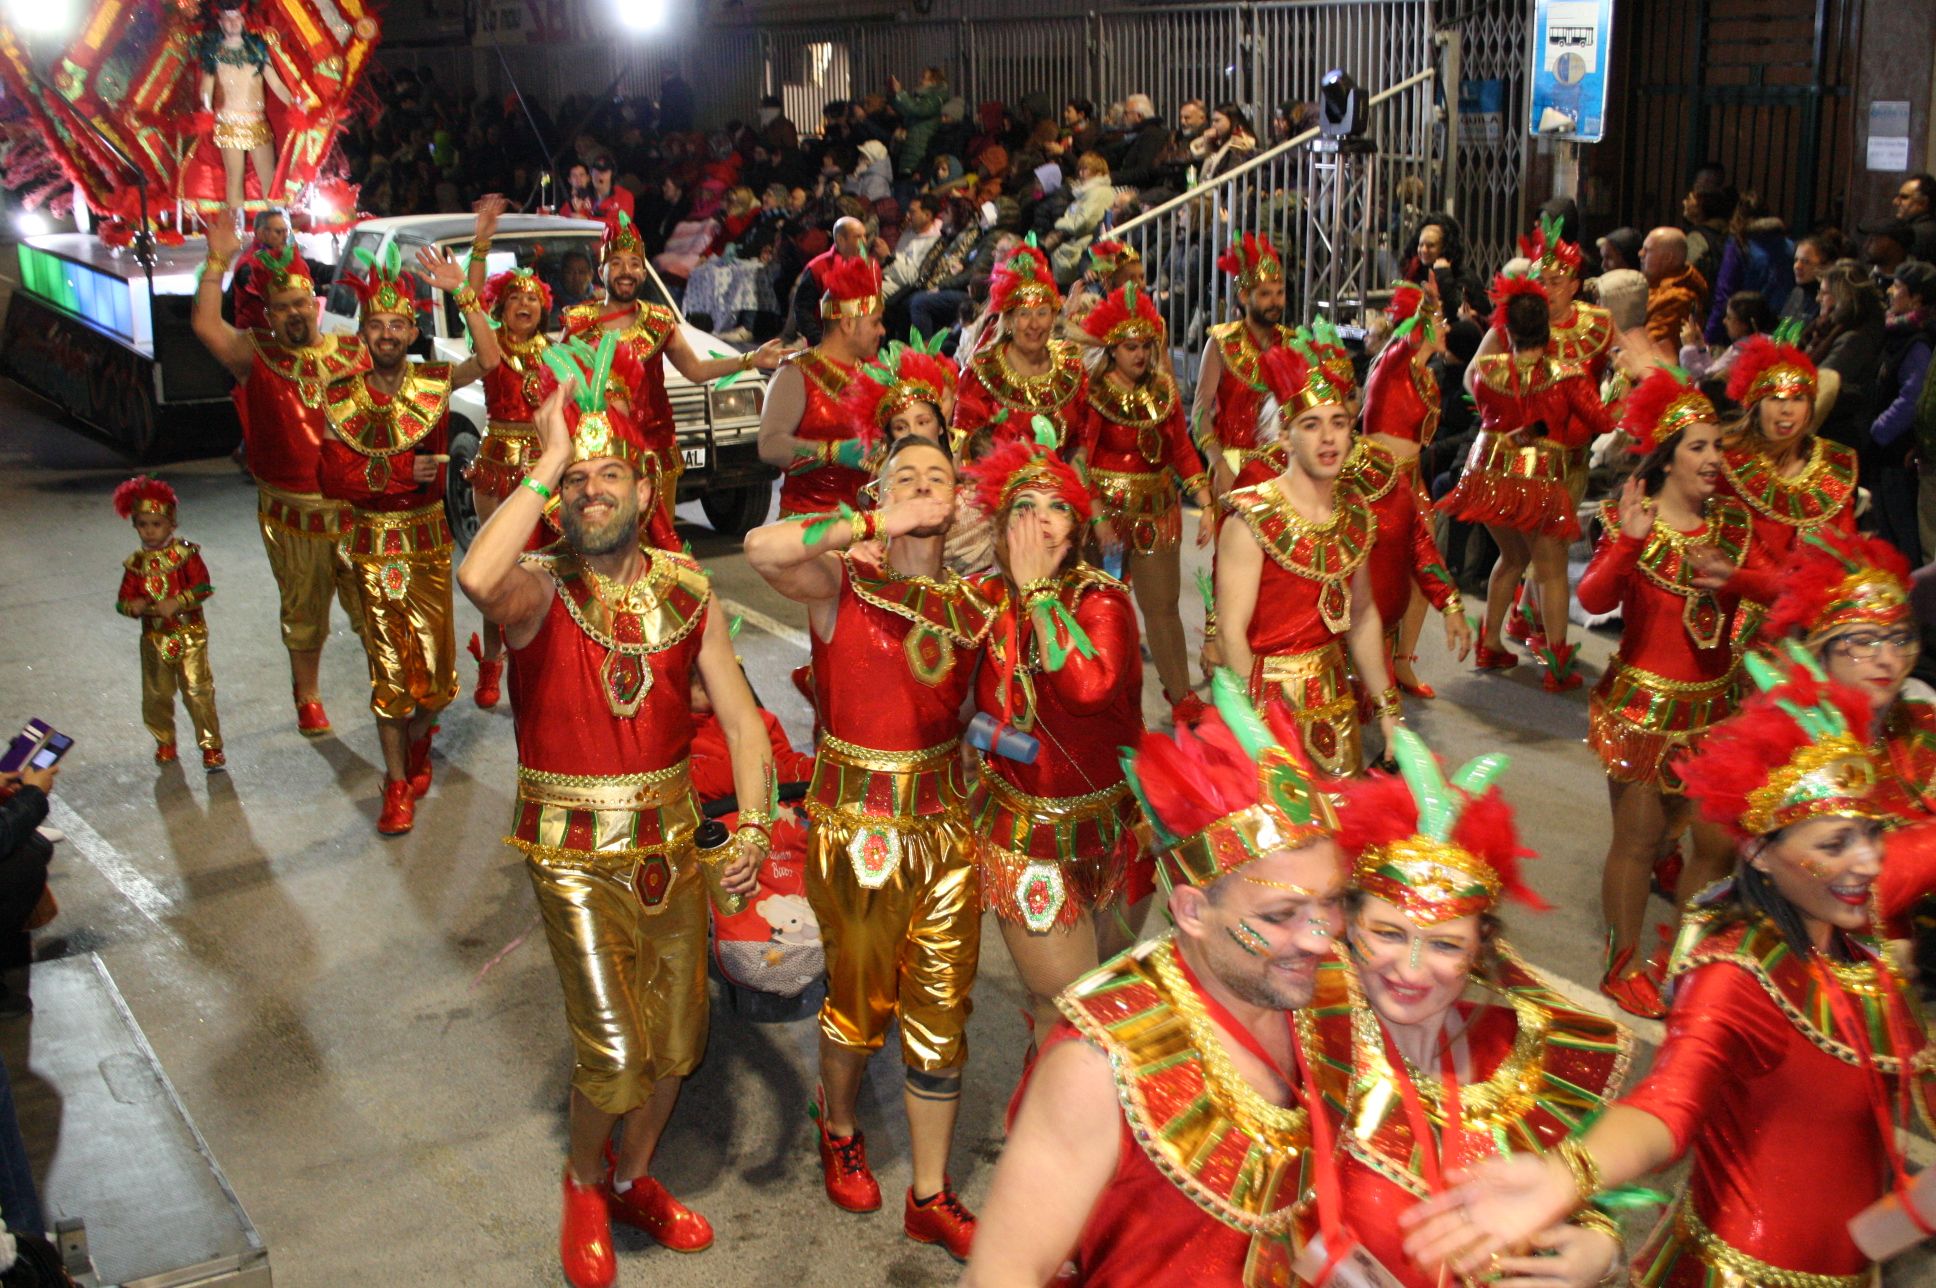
left=317, top=213, right=774, bottom=543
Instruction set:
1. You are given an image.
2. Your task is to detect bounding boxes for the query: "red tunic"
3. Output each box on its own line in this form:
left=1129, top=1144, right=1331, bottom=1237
left=775, top=350, right=866, bottom=517
left=482, top=339, right=548, bottom=424
left=1360, top=336, right=1440, bottom=447
left=1340, top=442, right=1457, bottom=628
left=116, top=540, right=214, bottom=631
left=242, top=334, right=369, bottom=495
left=1622, top=915, right=1936, bottom=1283
left=508, top=547, right=710, bottom=781
left=952, top=337, right=1087, bottom=450
left=1222, top=481, right=1374, bottom=660
left=1076, top=372, right=1202, bottom=482
left=561, top=300, right=680, bottom=466
left=1439, top=352, right=1611, bottom=540
left=316, top=366, right=451, bottom=513
left=1204, top=320, right=1290, bottom=459
left=1298, top=954, right=1632, bottom=1288
left=1716, top=437, right=1859, bottom=571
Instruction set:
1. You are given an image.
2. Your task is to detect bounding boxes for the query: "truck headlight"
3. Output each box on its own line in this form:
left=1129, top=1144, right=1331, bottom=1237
left=711, top=385, right=763, bottom=421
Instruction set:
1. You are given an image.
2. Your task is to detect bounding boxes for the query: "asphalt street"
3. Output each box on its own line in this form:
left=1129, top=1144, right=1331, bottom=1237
left=2, top=379, right=1930, bottom=1286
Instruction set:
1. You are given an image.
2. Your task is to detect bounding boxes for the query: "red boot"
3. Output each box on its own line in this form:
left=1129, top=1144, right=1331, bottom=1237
left=467, top=632, right=504, bottom=710
left=294, top=695, right=331, bottom=737
left=377, top=779, right=416, bottom=836
left=558, top=1168, right=617, bottom=1288
left=607, top=1173, right=714, bottom=1253
left=1538, top=641, right=1584, bottom=692
left=904, top=1182, right=977, bottom=1261
left=202, top=749, right=227, bottom=772
left=1166, top=689, right=1209, bottom=725
left=1503, top=590, right=1540, bottom=647
left=154, top=742, right=178, bottom=765
left=406, top=725, right=438, bottom=798
left=1599, top=940, right=1667, bottom=1019
left=813, top=1098, right=881, bottom=1213
left=1473, top=642, right=1519, bottom=671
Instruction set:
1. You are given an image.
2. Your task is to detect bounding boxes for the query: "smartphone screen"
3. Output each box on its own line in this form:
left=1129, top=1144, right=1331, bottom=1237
left=28, top=733, right=72, bottom=770
left=0, top=720, right=50, bottom=774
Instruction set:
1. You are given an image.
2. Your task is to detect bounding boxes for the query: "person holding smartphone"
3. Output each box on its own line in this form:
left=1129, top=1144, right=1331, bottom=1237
left=0, top=758, right=59, bottom=1018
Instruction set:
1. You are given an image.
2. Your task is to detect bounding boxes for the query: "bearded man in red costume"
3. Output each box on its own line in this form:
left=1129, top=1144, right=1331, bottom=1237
left=744, top=433, right=993, bottom=1263
left=457, top=348, right=774, bottom=1288
left=967, top=673, right=1344, bottom=1287
left=757, top=256, right=888, bottom=516
left=1218, top=342, right=1402, bottom=778
left=193, top=206, right=368, bottom=737
left=1191, top=234, right=1293, bottom=500
left=562, top=211, right=791, bottom=518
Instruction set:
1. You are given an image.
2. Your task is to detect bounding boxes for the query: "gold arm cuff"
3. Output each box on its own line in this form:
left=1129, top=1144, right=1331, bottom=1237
left=517, top=761, right=693, bottom=811
left=1556, top=1137, right=1604, bottom=1206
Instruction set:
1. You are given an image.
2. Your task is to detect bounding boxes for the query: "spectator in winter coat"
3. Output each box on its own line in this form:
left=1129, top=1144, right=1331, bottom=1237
left=890, top=67, right=949, bottom=179
left=1868, top=260, right=1936, bottom=562
left=1107, top=94, right=1172, bottom=191
left=1703, top=197, right=1792, bottom=343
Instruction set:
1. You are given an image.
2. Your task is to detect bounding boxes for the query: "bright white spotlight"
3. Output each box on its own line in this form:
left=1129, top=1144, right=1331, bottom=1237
left=15, top=210, right=50, bottom=237
left=614, top=0, right=663, bottom=31
left=6, top=0, right=74, bottom=35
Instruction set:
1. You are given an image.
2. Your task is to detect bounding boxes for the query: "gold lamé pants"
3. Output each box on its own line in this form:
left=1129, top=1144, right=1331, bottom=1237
left=805, top=807, right=980, bottom=1072
left=525, top=847, right=708, bottom=1116
left=1252, top=641, right=1363, bottom=778
left=140, top=626, right=222, bottom=752
left=256, top=485, right=362, bottom=653
left=345, top=554, right=458, bottom=721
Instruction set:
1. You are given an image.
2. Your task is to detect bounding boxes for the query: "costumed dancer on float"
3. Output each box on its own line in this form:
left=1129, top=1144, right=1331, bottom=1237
left=197, top=0, right=311, bottom=212
left=563, top=210, right=790, bottom=522
left=1074, top=283, right=1213, bottom=721
left=1217, top=341, right=1401, bottom=778
left=1478, top=218, right=1618, bottom=654
left=1300, top=729, right=1632, bottom=1288
left=744, top=433, right=994, bottom=1261
left=113, top=477, right=225, bottom=770
left=1703, top=328, right=1858, bottom=622
left=318, top=244, right=500, bottom=836
left=952, top=244, right=1088, bottom=456
left=1403, top=646, right=1936, bottom=1288
left=456, top=360, right=773, bottom=1288
left=965, top=672, right=1343, bottom=1287
left=1577, top=369, right=1760, bottom=1019
left=1442, top=274, right=1613, bottom=690
left=1189, top=234, right=1292, bottom=672
left=961, top=422, right=1147, bottom=1051
left=1357, top=280, right=1471, bottom=699
left=192, top=207, right=367, bottom=737
left=457, top=194, right=559, bottom=707
left=759, top=255, right=889, bottom=516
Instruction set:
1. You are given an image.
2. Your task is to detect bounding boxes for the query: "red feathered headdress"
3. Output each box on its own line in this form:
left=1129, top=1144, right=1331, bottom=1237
left=599, top=210, right=646, bottom=266
left=1488, top=271, right=1548, bottom=335
left=1079, top=282, right=1163, bottom=347
left=113, top=475, right=177, bottom=518
left=820, top=255, right=884, bottom=320
left=963, top=428, right=1094, bottom=526
left=1216, top=232, right=1283, bottom=290
left=483, top=266, right=554, bottom=319
left=1517, top=212, right=1582, bottom=277
left=1726, top=334, right=1816, bottom=409
left=1087, top=239, right=1141, bottom=278
left=1121, top=671, right=1338, bottom=892
left=1260, top=338, right=1352, bottom=418
left=1677, top=648, right=1883, bottom=841
left=989, top=243, right=1060, bottom=313
left=839, top=344, right=956, bottom=455
left=1758, top=528, right=1912, bottom=648
left=1619, top=366, right=1718, bottom=455
left=1336, top=730, right=1544, bottom=926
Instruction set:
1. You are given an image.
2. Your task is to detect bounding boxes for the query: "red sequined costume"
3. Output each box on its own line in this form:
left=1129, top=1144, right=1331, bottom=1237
left=953, top=246, right=1086, bottom=449
left=561, top=300, right=680, bottom=476
left=507, top=540, right=717, bottom=1109
left=114, top=478, right=224, bottom=759
left=319, top=363, right=459, bottom=722
left=969, top=561, right=1145, bottom=930
left=805, top=554, right=993, bottom=1070
left=1438, top=349, right=1612, bottom=542
left=776, top=349, right=863, bottom=516
left=1339, top=441, right=1461, bottom=644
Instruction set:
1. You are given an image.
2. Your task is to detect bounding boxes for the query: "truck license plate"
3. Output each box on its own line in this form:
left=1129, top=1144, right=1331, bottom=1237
left=680, top=445, right=708, bottom=471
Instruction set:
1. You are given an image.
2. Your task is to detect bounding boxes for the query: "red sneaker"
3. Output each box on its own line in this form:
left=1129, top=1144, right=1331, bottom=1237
left=202, top=749, right=227, bottom=772
left=1473, top=642, right=1519, bottom=671
left=154, top=743, right=178, bottom=765
left=378, top=779, right=416, bottom=836
left=607, top=1174, right=714, bottom=1253
left=559, top=1168, right=617, bottom=1288
left=1599, top=944, right=1667, bottom=1019
left=467, top=633, right=504, bottom=710
left=295, top=698, right=331, bottom=737
left=904, top=1183, right=977, bottom=1261
left=814, top=1104, right=881, bottom=1213
left=1167, top=690, right=1210, bottom=725
left=406, top=726, right=437, bottom=798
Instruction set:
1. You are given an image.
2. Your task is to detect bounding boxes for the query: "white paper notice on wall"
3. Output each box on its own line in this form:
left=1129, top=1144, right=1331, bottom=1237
left=1868, top=136, right=1911, bottom=172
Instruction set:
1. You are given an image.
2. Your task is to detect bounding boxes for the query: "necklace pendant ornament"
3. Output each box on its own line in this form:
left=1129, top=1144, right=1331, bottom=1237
left=378, top=559, right=411, bottom=600
left=1683, top=591, right=1723, bottom=651
left=600, top=650, right=649, bottom=718
left=1016, top=862, right=1066, bottom=933
left=364, top=455, right=391, bottom=492
left=1138, top=422, right=1162, bottom=463
left=1318, top=578, right=1351, bottom=634
left=143, top=572, right=169, bottom=600
left=904, top=624, right=954, bottom=686
left=847, top=824, right=903, bottom=889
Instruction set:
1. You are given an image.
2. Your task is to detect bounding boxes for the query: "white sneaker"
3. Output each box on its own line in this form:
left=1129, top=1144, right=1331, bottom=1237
left=35, top=826, right=63, bottom=845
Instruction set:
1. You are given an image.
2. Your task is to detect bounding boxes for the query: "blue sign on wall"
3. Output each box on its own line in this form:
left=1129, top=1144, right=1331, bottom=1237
left=1529, top=0, right=1613, bottom=142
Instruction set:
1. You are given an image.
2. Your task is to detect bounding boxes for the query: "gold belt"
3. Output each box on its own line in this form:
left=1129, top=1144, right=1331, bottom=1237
left=486, top=420, right=539, bottom=438
left=1088, top=467, right=1172, bottom=496
left=517, top=761, right=693, bottom=811
left=977, top=759, right=1129, bottom=822
left=1256, top=641, right=1345, bottom=684
left=1677, top=1200, right=1870, bottom=1288
left=355, top=502, right=446, bottom=530
left=818, top=733, right=959, bottom=774
left=1604, top=654, right=1737, bottom=699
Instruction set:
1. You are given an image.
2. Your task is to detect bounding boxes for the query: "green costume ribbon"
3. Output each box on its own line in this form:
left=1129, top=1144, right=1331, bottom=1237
left=799, top=503, right=857, bottom=547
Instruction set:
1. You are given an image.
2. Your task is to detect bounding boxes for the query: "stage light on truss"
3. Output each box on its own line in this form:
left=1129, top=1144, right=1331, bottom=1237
left=614, top=0, right=664, bottom=32
left=14, top=210, right=50, bottom=237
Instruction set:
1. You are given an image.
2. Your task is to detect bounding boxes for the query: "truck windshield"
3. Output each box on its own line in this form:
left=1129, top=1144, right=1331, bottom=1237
left=322, top=230, right=388, bottom=319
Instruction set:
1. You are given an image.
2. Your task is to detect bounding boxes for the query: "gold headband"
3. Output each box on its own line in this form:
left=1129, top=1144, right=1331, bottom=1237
left=821, top=294, right=882, bottom=320
left=1741, top=735, right=1881, bottom=836
left=1353, top=837, right=1501, bottom=928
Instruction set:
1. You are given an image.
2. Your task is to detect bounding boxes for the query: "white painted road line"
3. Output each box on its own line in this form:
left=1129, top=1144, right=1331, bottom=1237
left=49, top=798, right=185, bottom=948
left=718, top=598, right=811, bottom=651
